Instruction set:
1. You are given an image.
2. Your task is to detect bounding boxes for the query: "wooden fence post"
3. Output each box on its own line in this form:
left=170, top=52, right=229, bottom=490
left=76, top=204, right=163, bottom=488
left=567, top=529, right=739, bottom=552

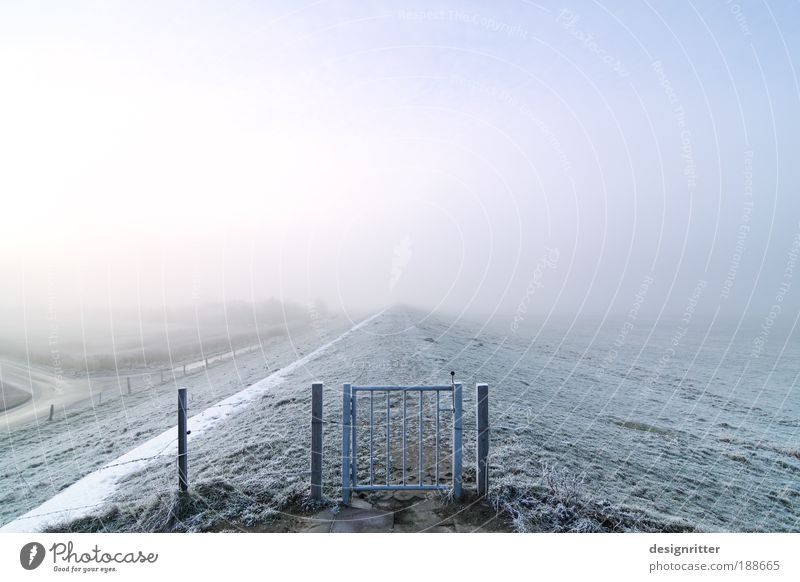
left=476, top=383, right=489, bottom=496
left=127, top=377, right=131, bottom=395
left=453, top=383, right=463, bottom=500
left=341, top=383, right=352, bottom=505
left=178, top=388, right=189, bottom=492
left=311, top=382, right=323, bottom=500
left=48, top=404, right=54, bottom=421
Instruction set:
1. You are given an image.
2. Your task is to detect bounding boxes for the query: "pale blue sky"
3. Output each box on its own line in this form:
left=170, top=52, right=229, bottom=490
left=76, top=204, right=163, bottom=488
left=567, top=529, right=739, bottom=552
left=0, top=1, right=798, bottom=326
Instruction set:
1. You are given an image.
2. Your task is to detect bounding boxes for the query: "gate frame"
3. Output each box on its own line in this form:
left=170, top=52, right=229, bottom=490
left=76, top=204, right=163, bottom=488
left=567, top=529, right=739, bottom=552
left=341, top=383, right=463, bottom=505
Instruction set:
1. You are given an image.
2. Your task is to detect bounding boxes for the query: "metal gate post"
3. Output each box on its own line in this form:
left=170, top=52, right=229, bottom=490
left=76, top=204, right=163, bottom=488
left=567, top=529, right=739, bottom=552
left=342, top=383, right=352, bottom=505
left=310, top=382, right=323, bottom=500
left=177, top=388, right=189, bottom=492
left=452, top=382, right=463, bottom=500
left=476, top=383, right=489, bottom=496
left=351, top=390, right=357, bottom=486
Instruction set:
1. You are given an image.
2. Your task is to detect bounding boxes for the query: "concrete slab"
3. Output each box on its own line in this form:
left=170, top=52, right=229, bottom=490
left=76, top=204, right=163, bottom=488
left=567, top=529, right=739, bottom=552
left=301, top=509, right=335, bottom=533
left=452, top=509, right=505, bottom=533
left=349, top=497, right=373, bottom=510
left=392, top=523, right=453, bottom=533
left=309, top=509, right=336, bottom=521
left=329, top=508, right=394, bottom=533
left=374, top=498, right=405, bottom=511
left=302, top=492, right=511, bottom=533
left=392, top=491, right=427, bottom=502
left=393, top=498, right=453, bottom=531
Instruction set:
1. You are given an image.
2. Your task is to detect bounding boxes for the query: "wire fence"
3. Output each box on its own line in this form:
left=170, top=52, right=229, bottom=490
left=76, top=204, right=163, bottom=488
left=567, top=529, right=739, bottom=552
left=2, top=375, right=494, bottom=533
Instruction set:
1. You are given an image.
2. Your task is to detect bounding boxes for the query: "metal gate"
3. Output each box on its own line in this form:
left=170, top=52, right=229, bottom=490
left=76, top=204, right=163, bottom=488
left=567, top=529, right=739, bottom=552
left=341, top=383, right=463, bottom=505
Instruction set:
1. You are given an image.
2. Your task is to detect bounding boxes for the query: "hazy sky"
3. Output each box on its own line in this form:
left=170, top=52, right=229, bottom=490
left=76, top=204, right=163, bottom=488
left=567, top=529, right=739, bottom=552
left=1, top=1, right=799, bottom=326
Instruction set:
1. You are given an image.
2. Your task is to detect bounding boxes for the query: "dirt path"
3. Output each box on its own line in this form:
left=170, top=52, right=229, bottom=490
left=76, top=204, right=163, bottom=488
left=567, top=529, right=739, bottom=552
left=0, top=360, right=95, bottom=427
left=0, top=380, right=31, bottom=413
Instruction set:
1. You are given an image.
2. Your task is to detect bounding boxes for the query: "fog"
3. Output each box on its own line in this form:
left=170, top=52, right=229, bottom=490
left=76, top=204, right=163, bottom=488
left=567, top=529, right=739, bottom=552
left=1, top=1, right=799, bottom=335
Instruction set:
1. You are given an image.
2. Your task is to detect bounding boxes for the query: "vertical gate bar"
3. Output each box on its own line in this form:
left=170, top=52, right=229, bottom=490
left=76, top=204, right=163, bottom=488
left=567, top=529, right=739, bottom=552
left=310, top=382, right=323, bottom=500
left=453, top=383, right=463, bottom=500
left=341, top=383, right=352, bottom=505
left=386, top=391, right=391, bottom=484
left=369, top=391, right=374, bottom=485
left=476, top=383, right=490, bottom=496
left=418, top=391, right=423, bottom=485
left=351, top=390, right=357, bottom=486
left=402, top=391, right=407, bottom=485
left=435, top=390, right=440, bottom=485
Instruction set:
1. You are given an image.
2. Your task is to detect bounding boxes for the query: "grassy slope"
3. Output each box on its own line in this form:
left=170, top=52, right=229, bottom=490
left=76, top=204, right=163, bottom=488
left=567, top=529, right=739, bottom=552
left=0, top=318, right=348, bottom=527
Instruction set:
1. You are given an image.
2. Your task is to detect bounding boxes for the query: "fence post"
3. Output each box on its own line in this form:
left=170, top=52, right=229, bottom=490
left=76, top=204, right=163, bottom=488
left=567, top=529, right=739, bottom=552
left=476, top=383, right=489, bottom=496
left=48, top=403, right=54, bottom=421
left=311, top=382, right=323, bottom=500
left=342, top=383, right=352, bottom=505
left=204, top=357, right=208, bottom=369
left=350, top=390, right=357, bottom=487
left=183, top=364, right=186, bottom=376
left=453, top=383, right=463, bottom=500
left=127, top=377, right=131, bottom=395
left=178, top=388, right=189, bottom=492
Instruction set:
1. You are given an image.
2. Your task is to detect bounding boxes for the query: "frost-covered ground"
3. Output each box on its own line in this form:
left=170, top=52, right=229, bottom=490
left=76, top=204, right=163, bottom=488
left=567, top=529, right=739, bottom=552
left=0, top=316, right=354, bottom=528
left=3, top=306, right=798, bottom=532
